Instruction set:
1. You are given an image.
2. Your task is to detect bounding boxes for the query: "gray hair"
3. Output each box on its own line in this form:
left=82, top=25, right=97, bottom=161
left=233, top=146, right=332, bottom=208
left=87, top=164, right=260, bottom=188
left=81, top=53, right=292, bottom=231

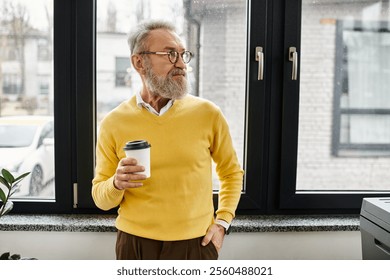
left=127, top=20, right=177, bottom=55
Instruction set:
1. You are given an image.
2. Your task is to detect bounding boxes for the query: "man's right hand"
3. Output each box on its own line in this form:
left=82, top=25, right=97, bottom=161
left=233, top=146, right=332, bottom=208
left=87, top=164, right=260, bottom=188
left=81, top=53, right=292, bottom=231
left=113, top=157, right=147, bottom=190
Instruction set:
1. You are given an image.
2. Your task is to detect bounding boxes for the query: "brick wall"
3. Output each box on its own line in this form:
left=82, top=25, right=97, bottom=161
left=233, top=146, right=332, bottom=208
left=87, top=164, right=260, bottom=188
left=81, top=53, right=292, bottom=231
left=297, top=2, right=390, bottom=190
left=196, top=0, right=390, bottom=191
left=197, top=4, right=246, bottom=168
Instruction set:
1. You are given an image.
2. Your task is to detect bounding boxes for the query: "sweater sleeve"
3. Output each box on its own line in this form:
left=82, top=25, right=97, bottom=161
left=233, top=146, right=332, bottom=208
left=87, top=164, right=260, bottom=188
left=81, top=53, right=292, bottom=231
left=91, top=119, right=125, bottom=211
left=211, top=109, right=244, bottom=223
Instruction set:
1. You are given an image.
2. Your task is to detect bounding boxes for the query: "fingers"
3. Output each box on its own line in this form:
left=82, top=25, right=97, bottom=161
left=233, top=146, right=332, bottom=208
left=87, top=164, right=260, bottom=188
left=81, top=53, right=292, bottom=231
left=201, top=224, right=225, bottom=252
left=114, top=158, right=147, bottom=190
left=201, top=230, right=213, bottom=246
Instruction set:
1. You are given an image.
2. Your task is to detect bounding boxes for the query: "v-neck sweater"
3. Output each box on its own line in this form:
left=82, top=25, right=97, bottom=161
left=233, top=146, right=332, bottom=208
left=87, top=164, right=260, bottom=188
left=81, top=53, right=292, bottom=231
left=92, top=94, right=244, bottom=241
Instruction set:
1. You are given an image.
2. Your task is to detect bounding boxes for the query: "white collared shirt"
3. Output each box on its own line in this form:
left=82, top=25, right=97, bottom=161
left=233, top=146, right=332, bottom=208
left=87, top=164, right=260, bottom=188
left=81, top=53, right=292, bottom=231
left=135, top=92, right=174, bottom=116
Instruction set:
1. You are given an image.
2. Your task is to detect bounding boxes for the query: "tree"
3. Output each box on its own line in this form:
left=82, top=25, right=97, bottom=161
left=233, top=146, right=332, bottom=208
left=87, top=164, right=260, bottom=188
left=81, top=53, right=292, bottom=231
left=106, top=1, right=117, bottom=32
left=136, top=0, right=150, bottom=23
left=1, top=1, right=32, bottom=98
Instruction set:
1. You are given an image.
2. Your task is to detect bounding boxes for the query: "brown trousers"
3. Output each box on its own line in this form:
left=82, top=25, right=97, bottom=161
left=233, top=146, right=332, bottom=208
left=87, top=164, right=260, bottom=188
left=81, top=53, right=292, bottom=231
left=116, top=230, right=219, bottom=260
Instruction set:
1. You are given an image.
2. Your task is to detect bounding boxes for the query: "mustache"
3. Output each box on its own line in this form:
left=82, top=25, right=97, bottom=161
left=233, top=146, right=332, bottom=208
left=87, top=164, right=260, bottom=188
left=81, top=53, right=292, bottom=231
left=169, top=68, right=186, bottom=77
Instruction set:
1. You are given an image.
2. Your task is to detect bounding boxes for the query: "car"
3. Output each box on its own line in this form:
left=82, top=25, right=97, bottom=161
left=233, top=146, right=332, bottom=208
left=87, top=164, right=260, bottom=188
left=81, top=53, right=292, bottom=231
left=0, top=115, right=54, bottom=198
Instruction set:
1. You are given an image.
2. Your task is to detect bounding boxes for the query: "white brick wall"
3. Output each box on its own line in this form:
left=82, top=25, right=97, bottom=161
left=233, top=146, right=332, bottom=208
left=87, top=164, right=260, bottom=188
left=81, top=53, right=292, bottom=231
left=197, top=0, right=390, bottom=191
left=297, top=2, right=390, bottom=190
left=198, top=4, right=246, bottom=168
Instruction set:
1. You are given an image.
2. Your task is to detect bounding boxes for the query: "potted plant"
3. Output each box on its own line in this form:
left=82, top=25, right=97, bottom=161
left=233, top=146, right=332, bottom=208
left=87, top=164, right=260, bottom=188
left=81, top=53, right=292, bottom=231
left=0, top=168, right=31, bottom=260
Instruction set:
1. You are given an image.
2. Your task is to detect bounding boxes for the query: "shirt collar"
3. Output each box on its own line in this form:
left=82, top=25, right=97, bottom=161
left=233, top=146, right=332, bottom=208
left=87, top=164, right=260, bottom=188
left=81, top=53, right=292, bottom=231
left=135, top=92, right=174, bottom=116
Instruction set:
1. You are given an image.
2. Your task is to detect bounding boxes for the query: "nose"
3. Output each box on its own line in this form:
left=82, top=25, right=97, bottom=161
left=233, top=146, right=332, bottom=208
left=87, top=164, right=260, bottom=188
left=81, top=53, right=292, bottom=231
left=174, top=55, right=186, bottom=69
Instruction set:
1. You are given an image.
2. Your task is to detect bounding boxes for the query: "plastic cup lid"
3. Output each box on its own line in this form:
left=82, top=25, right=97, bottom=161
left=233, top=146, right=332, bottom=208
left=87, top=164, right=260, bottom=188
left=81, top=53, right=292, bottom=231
left=123, top=140, right=151, bottom=150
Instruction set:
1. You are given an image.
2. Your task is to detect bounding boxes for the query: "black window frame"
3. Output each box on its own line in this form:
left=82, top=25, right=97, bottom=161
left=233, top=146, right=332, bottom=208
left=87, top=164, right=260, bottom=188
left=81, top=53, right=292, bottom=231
left=11, top=0, right=74, bottom=214
left=277, top=0, right=390, bottom=214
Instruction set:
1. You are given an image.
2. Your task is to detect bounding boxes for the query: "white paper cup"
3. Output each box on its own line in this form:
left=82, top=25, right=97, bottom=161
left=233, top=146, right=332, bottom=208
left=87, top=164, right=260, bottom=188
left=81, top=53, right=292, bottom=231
left=123, top=140, right=151, bottom=178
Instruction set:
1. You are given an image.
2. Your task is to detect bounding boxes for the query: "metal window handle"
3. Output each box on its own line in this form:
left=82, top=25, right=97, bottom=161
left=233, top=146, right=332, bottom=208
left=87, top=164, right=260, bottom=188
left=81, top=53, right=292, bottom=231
left=255, top=46, right=264, bottom=80
left=289, top=47, right=298, bottom=80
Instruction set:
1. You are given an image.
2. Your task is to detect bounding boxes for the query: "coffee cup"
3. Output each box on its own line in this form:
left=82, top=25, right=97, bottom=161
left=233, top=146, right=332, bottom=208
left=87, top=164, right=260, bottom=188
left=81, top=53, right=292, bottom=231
left=123, top=140, right=151, bottom=178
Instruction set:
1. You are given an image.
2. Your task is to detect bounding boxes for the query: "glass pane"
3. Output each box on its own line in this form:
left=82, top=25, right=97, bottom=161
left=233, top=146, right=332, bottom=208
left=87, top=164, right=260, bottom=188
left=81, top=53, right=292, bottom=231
left=341, top=114, right=390, bottom=144
left=344, top=29, right=390, bottom=109
left=0, top=0, right=55, bottom=200
left=297, top=0, right=390, bottom=191
left=96, top=0, right=247, bottom=191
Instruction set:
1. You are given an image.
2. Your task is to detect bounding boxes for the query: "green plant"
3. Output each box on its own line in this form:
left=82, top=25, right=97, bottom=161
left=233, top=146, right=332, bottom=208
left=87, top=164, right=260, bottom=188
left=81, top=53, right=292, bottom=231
left=0, top=169, right=36, bottom=260
left=0, top=168, right=30, bottom=218
left=0, top=252, right=22, bottom=260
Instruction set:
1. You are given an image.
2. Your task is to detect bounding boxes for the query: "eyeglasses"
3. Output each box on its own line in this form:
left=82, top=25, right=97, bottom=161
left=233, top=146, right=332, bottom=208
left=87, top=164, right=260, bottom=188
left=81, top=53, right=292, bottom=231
left=139, top=50, right=193, bottom=64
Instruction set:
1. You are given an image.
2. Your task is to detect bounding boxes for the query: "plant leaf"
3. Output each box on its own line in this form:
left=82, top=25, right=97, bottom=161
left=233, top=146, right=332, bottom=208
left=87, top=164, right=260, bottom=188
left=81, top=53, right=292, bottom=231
left=2, top=201, right=13, bottom=216
left=14, top=172, right=31, bottom=182
left=0, top=252, right=10, bottom=260
left=1, top=169, right=15, bottom=184
left=0, top=176, right=10, bottom=189
left=0, top=187, right=7, bottom=203
left=10, top=254, right=21, bottom=260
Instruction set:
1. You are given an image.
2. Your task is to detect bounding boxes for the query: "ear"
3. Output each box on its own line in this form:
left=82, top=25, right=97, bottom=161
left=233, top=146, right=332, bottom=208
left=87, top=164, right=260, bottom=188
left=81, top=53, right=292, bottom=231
left=131, top=55, right=146, bottom=75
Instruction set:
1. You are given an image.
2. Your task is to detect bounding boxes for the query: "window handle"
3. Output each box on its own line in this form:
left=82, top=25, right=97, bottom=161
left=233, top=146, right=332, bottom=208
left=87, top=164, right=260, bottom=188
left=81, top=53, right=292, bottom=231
left=289, top=47, right=298, bottom=80
left=255, top=46, right=264, bottom=80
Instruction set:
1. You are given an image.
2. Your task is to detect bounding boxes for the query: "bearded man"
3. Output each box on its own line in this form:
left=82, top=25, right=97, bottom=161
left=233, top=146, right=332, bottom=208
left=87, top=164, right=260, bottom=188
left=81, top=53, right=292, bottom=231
left=92, top=20, right=243, bottom=260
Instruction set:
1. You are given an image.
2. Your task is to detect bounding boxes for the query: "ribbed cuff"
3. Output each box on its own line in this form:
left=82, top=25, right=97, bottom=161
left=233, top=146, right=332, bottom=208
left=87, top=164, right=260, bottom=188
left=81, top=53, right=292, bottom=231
left=107, top=176, right=125, bottom=196
left=216, top=211, right=234, bottom=224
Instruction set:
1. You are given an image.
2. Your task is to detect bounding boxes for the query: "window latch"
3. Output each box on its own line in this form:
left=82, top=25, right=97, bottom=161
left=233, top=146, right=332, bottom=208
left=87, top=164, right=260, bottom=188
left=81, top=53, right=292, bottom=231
left=255, top=46, right=264, bottom=80
left=73, top=183, right=78, bottom=209
left=289, top=47, right=298, bottom=80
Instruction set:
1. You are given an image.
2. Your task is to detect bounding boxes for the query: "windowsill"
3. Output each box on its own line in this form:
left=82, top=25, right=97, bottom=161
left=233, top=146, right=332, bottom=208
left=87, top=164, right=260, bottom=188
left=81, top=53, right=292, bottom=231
left=0, top=214, right=360, bottom=233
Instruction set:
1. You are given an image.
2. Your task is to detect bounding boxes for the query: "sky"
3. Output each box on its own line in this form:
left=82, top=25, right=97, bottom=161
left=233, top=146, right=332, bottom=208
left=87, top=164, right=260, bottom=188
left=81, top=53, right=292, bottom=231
left=2, top=0, right=184, bottom=34
left=1, top=0, right=53, bottom=30
left=96, top=0, right=184, bottom=33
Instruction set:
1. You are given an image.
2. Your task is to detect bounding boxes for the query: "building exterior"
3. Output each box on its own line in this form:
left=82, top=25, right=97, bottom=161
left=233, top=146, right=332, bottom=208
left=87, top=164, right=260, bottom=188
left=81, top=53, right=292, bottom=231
left=0, top=28, right=52, bottom=115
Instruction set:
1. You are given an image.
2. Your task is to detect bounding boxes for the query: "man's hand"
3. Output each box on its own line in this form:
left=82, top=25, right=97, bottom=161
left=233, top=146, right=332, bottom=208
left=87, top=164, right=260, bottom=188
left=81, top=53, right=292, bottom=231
left=201, top=223, right=225, bottom=252
left=113, top=158, right=147, bottom=190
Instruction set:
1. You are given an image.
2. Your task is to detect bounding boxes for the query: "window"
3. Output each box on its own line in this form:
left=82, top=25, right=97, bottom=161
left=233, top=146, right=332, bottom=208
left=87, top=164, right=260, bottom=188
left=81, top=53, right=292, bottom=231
left=115, top=57, right=131, bottom=87
left=2, top=73, right=22, bottom=95
left=333, top=20, right=390, bottom=157
left=279, top=0, right=390, bottom=211
left=0, top=0, right=57, bottom=207
left=7, top=0, right=390, bottom=215
left=39, top=82, right=50, bottom=95
left=38, top=39, right=52, bottom=61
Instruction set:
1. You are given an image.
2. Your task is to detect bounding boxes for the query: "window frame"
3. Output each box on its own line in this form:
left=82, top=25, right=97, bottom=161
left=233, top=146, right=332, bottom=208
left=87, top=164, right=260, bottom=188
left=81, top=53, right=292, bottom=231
left=277, top=0, right=390, bottom=213
left=11, top=0, right=73, bottom=214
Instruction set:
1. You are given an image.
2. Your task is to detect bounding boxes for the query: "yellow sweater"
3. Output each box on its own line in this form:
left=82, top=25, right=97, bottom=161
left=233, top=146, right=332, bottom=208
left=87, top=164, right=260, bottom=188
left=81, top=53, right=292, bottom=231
left=92, top=95, right=244, bottom=241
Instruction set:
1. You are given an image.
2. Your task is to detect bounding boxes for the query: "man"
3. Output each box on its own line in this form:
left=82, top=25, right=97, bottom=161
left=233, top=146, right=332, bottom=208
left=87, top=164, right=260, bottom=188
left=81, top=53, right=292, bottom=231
left=92, top=20, right=243, bottom=260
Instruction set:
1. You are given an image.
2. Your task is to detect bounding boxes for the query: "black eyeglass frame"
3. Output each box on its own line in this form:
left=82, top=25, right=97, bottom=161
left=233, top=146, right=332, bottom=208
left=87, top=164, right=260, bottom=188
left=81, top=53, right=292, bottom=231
left=139, top=50, right=193, bottom=64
